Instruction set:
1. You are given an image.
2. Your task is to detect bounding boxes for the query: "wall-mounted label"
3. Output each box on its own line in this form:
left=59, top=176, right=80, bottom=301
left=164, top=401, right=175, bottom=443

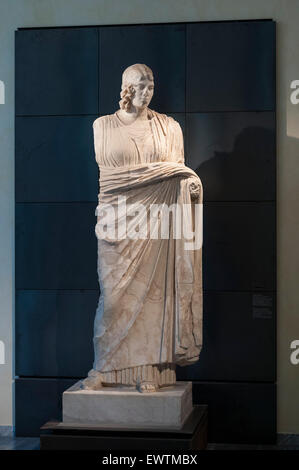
left=252, top=307, right=272, bottom=319
left=0, top=340, right=5, bottom=365
left=252, top=294, right=273, bottom=319
left=290, top=340, right=299, bottom=365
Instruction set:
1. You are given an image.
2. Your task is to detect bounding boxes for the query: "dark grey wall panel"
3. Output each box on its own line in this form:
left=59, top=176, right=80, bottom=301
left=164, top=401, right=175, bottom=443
left=15, top=378, right=77, bottom=437
left=16, top=290, right=98, bottom=377
left=16, top=116, right=99, bottom=202
left=16, top=203, right=98, bottom=289
left=203, top=202, right=276, bottom=291
left=99, top=24, right=185, bottom=114
left=187, top=20, right=275, bottom=112
left=186, top=112, right=276, bottom=201
left=193, top=382, right=276, bottom=444
left=15, top=28, right=99, bottom=116
left=177, top=291, right=276, bottom=383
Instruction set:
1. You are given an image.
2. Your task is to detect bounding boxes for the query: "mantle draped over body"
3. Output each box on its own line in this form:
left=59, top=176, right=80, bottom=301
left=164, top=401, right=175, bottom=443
left=92, top=108, right=203, bottom=386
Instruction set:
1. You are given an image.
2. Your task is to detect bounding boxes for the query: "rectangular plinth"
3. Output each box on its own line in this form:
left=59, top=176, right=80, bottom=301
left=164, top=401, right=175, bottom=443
left=41, top=405, right=208, bottom=450
left=63, top=380, right=193, bottom=429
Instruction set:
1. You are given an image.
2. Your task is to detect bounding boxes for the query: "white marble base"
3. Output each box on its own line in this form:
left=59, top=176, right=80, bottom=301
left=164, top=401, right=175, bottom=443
left=62, top=381, right=193, bottom=429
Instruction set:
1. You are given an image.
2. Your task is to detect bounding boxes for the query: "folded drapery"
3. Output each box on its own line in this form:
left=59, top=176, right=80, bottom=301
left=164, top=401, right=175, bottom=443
left=93, top=161, right=203, bottom=372
left=98, top=161, right=200, bottom=194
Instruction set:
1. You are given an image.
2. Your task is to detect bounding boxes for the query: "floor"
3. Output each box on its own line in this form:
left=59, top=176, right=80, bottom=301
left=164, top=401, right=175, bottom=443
left=207, top=434, right=299, bottom=450
left=0, top=437, right=40, bottom=450
left=0, top=434, right=299, bottom=450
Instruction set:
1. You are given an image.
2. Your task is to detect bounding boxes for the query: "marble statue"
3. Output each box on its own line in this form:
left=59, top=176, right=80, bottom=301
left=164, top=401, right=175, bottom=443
left=81, top=63, right=203, bottom=393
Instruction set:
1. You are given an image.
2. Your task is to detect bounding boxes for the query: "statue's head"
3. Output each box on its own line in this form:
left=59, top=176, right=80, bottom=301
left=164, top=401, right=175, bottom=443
left=119, top=64, right=154, bottom=111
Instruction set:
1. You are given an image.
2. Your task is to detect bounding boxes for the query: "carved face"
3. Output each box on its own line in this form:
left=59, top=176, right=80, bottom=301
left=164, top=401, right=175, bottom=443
left=130, top=76, right=154, bottom=109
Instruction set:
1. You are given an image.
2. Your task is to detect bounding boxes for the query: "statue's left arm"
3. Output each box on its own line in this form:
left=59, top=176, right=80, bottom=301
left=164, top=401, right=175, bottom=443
left=170, top=117, right=185, bottom=165
left=170, top=117, right=202, bottom=201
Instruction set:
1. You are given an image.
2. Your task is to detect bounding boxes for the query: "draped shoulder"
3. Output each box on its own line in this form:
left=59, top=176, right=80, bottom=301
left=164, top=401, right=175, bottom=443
left=151, top=111, right=185, bottom=165
left=167, top=115, right=185, bottom=164
left=92, top=114, right=116, bottom=166
left=93, top=114, right=108, bottom=132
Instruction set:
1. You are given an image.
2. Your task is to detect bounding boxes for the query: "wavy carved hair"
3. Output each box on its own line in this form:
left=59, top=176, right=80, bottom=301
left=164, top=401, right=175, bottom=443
left=119, top=64, right=154, bottom=111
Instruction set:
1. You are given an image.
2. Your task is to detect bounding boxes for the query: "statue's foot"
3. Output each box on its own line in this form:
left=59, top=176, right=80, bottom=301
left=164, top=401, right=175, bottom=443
left=80, top=369, right=103, bottom=390
left=137, top=381, right=159, bottom=393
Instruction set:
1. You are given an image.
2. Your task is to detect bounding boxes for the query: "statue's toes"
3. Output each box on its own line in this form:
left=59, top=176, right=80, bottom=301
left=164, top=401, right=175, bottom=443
left=138, top=382, right=158, bottom=393
left=81, top=375, right=103, bottom=390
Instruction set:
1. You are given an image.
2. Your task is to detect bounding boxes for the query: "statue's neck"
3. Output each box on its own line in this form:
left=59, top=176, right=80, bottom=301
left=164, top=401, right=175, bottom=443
left=117, top=107, right=152, bottom=125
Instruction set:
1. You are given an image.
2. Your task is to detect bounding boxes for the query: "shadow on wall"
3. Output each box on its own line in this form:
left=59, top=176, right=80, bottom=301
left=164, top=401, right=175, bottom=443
left=195, top=126, right=276, bottom=202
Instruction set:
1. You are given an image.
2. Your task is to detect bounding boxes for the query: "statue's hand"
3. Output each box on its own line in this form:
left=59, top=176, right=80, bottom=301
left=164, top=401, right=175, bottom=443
left=188, top=177, right=201, bottom=201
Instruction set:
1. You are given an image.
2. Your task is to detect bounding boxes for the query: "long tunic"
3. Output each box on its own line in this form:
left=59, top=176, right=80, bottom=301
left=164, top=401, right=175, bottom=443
left=92, top=108, right=203, bottom=386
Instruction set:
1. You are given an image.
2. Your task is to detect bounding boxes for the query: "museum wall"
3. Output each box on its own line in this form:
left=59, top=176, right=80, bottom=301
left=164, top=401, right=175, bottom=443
left=0, top=0, right=298, bottom=435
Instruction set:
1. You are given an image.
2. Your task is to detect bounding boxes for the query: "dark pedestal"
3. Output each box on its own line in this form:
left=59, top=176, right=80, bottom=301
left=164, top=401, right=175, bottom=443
left=40, top=405, right=208, bottom=450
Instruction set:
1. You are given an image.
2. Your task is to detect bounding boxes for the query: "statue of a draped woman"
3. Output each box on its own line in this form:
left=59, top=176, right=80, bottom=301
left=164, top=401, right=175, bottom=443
left=82, top=64, right=203, bottom=393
